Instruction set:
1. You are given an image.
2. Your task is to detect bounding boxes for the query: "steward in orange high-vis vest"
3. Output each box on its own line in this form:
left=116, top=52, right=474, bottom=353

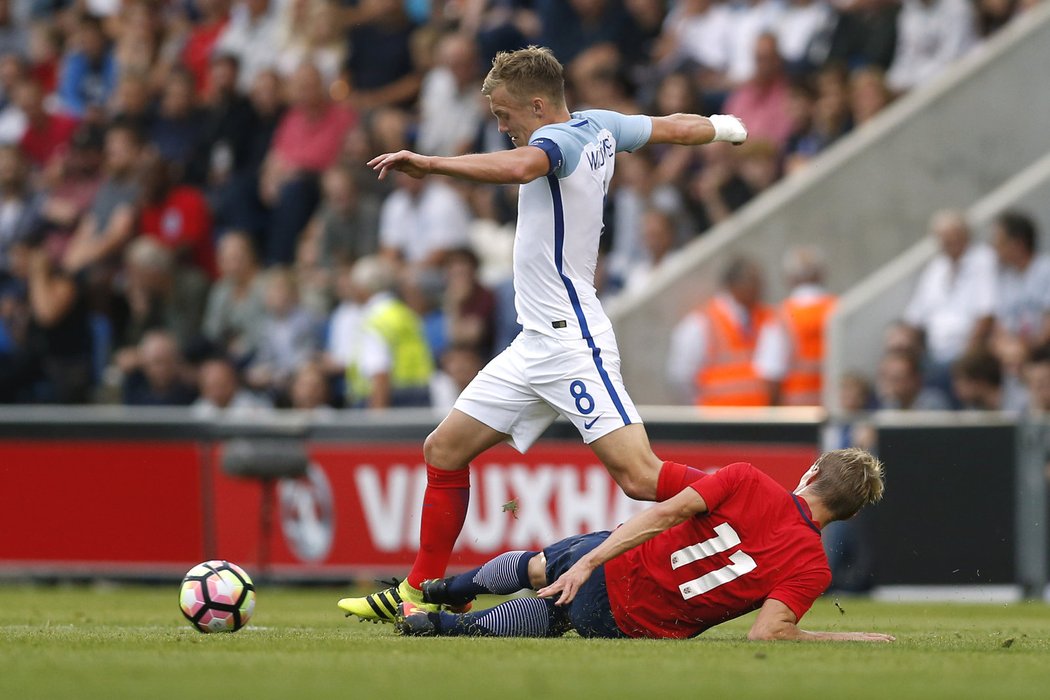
left=694, top=294, right=775, bottom=406
left=777, top=293, right=837, bottom=405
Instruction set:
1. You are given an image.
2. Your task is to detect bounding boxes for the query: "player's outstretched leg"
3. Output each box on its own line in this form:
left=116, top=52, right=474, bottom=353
left=421, top=550, right=540, bottom=609
left=396, top=597, right=567, bottom=638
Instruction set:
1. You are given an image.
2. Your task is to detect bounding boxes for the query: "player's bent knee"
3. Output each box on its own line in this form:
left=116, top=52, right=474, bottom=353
left=527, top=553, right=547, bottom=589
left=423, top=429, right=458, bottom=469
left=611, top=472, right=657, bottom=501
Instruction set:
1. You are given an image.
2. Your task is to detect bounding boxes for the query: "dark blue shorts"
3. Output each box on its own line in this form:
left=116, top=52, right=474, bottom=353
left=543, top=531, right=627, bottom=639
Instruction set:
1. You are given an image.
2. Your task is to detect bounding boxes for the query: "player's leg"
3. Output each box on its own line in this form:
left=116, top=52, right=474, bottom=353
left=420, top=549, right=541, bottom=608
left=397, top=597, right=566, bottom=637
left=340, top=337, right=557, bottom=622
left=337, top=410, right=506, bottom=623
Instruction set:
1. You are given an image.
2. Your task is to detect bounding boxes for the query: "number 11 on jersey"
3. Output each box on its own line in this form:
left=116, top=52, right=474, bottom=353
left=671, top=522, right=757, bottom=600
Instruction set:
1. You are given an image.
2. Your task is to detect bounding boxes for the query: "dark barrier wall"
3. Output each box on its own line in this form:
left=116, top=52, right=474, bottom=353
left=872, top=421, right=1017, bottom=585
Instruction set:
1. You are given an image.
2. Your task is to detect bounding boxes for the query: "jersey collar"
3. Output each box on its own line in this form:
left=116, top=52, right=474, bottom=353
left=792, top=495, right=822, bottom=534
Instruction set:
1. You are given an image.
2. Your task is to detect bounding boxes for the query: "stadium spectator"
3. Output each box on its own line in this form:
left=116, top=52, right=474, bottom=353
left=902, top=209, right=996, bottom=394
left=536, top=0, right=639, bottom=68
left=951, top=348, right=1007, bottom=411
left=0, top=145, right=40, bottom=273
left=656, top=0, right=733, bottom=93
left=991, top=210, right=1050, bottom=350
left=32, top=124, right=104, bottom=254
left=107, top=70, right=153, bottom=135
left=667, top=256, right=776, bottom=406
left=886, top=0, right=977, bottom=94
left=214, top=0, right=280, bottom=92
left=400, top=262, right=447, bottom=363
left=186, top=54, right=252, bottom=188
left=848, top=66, right=892, bottom=126
left=138, top=151, right=216, bottom=279
left=61, top=121, right=142, bottom=276
left=112, top=236, right=208, bottom=355
left=378, top=172, right=472, bottom=268
left=321, top=264, right=362, bottom=380
left=148, top=69, right=205, bottom=175
left=245, top=266, right=320, bottom=395
left=343, top=255, right=433, bottom=409
left=394, top=449, right=891, bottom=642
left=429, top=342, right=484, bottom=411
left=121, top=329, right=196, bottom=406
left=756, top=245, right=837, bottom=406
left=202, top=230, right=266, bottom=363
left=26, top=22, right=61, bottom=96
left=824, top=0, right=899, bottom=72
left=0, top=53, right=27, bottom=145
left=56, top=13, right=118, bottom=119
left=2, top=237, right=94, bottom=403
left=176, top=0, right=232, bottom=96
left=344, top=0, right=421, bottom=110
left=443, top=247, right=496, bottom=359
left=297, top=164, right=380, bottom=274
left=687, top=141, right=754, bottom=231
left=16, top=79, right=78, bottom=169
left=259, top=61, right=354, bottom=265
left=777, top=0, right=834, bottom=75
left=288, top=360, right=335, bottom=413
left=1023, top=344, right=1050, bottom=414
left=614, top=208, right=682, bottom=298
left=723, top=32, right=793, bottom=150
left=875, top=348, right=951, bottom=410
left=191, top=355, right=270, bottom=416
left=417, top=32, right=485, bottom=158
left=276, top=0, right=347, bottom=86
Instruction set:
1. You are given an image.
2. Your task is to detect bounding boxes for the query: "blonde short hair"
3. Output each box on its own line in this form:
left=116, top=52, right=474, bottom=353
left=482, top=45, right=565, bottom=106
left=809, top=448, right=885, bottom=521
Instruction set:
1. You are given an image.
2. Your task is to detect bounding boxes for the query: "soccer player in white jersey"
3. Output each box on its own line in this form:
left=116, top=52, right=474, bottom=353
left=339, top=46, right=748, bottom=623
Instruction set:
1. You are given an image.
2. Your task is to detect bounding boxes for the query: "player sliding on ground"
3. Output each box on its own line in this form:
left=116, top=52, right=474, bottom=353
left=394, top=448, right=895, bottom=641
left=339, top=45, right=749, bottom=623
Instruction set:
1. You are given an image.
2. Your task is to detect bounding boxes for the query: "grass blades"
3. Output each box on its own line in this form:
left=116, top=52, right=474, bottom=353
left=2, top=585, right=1049, bottom=700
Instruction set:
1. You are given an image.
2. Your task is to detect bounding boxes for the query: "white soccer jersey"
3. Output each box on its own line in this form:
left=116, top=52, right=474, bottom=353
left=515, top=109, right=652, bottom=341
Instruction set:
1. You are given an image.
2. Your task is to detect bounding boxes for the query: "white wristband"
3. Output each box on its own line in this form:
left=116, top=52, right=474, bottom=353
left=709, top=114, right=748, bottom=144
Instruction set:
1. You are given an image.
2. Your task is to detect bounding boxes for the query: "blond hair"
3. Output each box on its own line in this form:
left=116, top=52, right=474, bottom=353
left=482, top=45, right=565, bottom=106
left=808, top=448, right=885, bottom=521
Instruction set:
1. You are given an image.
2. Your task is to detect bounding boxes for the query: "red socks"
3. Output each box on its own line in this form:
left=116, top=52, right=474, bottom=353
left=407, top=465, right=471, bottom=589
left=657, top=461, right=704, bottom=502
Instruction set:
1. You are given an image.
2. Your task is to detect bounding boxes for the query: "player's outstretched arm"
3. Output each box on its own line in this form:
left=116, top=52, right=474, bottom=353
left=748, top=599, right=896, bottom=643
left=368, top=147, right=551, bottom=185
left=648, top=113, right=748, bottom=147
left=537, top=487, right=708, bottom=606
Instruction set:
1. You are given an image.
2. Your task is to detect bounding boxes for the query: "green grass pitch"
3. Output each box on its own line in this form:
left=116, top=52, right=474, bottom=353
left=2, top=585, right=1050, bottom=700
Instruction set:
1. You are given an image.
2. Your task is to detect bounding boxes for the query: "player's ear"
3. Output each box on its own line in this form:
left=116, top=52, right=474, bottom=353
left=532, top=98, right=543, bottom=116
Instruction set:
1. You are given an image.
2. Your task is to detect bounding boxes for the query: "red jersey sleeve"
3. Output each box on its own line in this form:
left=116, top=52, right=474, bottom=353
left=767, top=566, right=832, bottom=622
left=690, top=462, right=752, bottom=512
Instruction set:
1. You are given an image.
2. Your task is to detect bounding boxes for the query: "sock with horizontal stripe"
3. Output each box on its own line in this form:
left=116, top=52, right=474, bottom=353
left=407, top=465, right=471, bottom=589
left=432, top=597, right=565, bottom=637
left=443, top=551, right=539, bottom=600
left=656, top=461, right=704, bottom=501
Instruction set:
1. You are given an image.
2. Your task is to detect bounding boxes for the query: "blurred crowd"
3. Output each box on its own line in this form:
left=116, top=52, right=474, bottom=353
left=0, top=0, right=1040, bottom=412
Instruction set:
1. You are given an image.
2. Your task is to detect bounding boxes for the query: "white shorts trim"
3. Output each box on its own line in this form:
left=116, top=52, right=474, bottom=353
left=453, top=329, right=642, bottom=453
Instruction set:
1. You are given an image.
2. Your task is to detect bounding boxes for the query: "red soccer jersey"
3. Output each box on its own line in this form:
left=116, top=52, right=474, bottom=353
left=140, top=186, right=216, bottom=278
left=603, top=462, right=831, bottom=639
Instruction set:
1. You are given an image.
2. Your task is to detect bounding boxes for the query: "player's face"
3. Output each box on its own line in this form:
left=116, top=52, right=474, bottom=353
left=488, top=86, right=538, bottom=148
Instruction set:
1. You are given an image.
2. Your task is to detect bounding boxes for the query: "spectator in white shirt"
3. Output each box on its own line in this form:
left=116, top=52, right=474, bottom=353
left=902, top=209, right=996, bottom=392
left=215, top=0, right=280, bottom=93
left=417, top=33, right=485, bottom=158
left=777, top=0, right=834, bottom=73
left=886, top=0, right=977, bottom=93
left=991, top=210, right=1050, bottom=349
left=192, top=357, right=271, bottom=417
left=379, top=172, right=472, bottom=268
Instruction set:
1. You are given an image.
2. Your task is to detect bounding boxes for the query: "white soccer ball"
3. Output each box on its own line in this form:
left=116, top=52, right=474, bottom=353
left=179, top=560, right=256, bottom=633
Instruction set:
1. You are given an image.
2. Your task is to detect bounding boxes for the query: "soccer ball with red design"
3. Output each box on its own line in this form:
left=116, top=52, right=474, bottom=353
left=179, top=560, right=256, bottom=633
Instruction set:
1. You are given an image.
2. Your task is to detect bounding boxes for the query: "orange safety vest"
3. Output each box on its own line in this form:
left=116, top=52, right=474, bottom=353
left=694, top=297, right=774, bottom=407
left=778, top=294, right=837, bottom=406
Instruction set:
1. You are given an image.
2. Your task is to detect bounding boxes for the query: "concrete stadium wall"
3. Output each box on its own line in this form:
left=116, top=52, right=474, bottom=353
left=609, top=4, right=1050, bottom=403
left=825, top=151, right=1050, bottom=409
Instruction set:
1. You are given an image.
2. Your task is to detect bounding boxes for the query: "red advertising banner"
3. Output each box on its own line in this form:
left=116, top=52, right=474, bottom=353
left=0, top=439, right=817, bottom=578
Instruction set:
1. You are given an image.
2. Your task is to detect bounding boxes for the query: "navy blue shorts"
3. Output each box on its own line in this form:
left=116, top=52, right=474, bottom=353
left=543, top=531, right=627, bottom=639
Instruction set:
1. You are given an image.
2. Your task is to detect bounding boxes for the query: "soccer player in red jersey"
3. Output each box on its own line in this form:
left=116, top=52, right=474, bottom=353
left=395, top=448, right=894, bottom=642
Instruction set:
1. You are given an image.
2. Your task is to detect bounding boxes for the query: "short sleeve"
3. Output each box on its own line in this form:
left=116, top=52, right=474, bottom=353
left=529, top=123, right=581, bottom=178
left=585, top=109, right=652, bottom=152
left=767, top=566, right=832, bottom=622
left=690, top=461, right=752, bottom=512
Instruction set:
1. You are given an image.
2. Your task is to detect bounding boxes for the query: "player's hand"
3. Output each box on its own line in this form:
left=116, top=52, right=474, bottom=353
left=367, top=150, right=432, bottom=180
left=536, top=563, right=594, bottom=606
left=708, top=114, right=748, bottom=145
left=857, top=632, right=896, bottom=642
